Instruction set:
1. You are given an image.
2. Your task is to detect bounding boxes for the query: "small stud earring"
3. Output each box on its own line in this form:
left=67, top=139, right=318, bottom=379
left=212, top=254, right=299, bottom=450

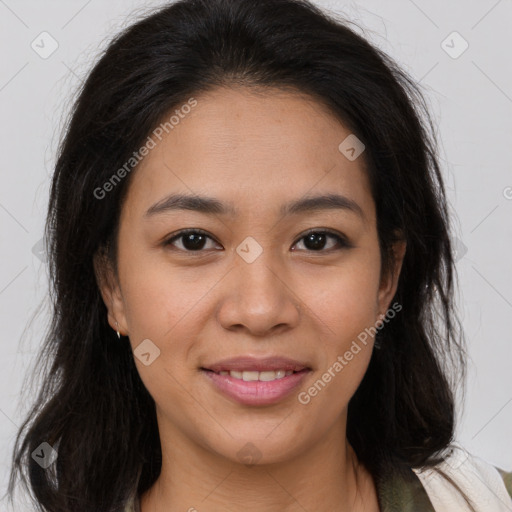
left=115, top=321, right=121, bottom=339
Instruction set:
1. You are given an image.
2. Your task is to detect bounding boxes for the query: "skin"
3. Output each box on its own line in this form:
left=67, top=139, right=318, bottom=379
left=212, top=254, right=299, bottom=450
left=95, top=85, right=406, bottom=512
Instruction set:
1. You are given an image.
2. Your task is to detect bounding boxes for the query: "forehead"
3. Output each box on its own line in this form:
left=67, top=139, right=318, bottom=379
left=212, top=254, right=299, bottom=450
left=122, top=86, right=374, bottom=223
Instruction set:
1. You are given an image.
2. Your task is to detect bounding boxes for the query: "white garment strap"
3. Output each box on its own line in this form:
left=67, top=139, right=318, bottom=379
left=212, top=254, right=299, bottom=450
left=413, top=446, right=512, bottom=512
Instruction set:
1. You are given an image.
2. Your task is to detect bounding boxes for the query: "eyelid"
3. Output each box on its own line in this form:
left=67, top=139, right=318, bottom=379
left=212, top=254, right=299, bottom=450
left=164, top=228, right=221, bottom=249
left=292, top=228, right=352, bottom=251
left=163, top=227, right=351, bottom=252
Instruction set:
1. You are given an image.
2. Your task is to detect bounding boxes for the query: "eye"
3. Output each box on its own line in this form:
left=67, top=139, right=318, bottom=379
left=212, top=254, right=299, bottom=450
left=163, top=229, right=222, bottom=252
left=164, top=228, right=351, bottom=254
left=292, top=229, right=351, bottom=252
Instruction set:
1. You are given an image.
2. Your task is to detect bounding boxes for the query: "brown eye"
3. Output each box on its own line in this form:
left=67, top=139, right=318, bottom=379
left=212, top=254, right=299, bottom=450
left=292, top=230, right=350, bottom=252
left=164, top=228, right=351, bottom=254
left=164, top=229, right=221, bottom=252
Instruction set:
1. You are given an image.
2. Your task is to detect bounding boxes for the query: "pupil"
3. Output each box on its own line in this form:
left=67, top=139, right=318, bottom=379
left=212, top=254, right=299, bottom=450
left=305, top=233, right=326, bottom=250
left=183, top=233, right=205, bottom=250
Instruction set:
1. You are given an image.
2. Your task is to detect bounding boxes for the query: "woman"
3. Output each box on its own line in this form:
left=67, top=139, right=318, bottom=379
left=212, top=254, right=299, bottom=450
left=7, top=0, right=512, bottom=511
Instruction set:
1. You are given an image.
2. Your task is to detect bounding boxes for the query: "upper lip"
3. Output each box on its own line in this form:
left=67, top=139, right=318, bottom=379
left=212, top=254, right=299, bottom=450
left=202, top=356, right=311, bottom=373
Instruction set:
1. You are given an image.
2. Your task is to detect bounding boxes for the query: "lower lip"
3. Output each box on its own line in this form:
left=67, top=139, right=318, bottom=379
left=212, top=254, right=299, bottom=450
left=201, top=369, right=311, bottom=406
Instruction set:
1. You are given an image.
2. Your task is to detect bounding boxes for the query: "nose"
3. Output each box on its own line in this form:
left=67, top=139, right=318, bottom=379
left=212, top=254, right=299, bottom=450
left=216, top=251, right=301, bottom=337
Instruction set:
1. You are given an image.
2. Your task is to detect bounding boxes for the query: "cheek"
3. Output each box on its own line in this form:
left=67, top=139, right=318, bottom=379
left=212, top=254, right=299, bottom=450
left=118, top=250, right=225, bottom=390
left=295, top=248, right=381, bottom=409
left=298, top=269, right=379, bottom=415
left=118, top=252, right=209, bottom=412
left=118, top=243, right=211, bottom=338
left=303, top=252, right=382, bottom=341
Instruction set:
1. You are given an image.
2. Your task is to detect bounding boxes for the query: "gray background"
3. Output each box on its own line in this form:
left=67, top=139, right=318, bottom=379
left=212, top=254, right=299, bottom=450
left=1, top=0, right=511, bottom=509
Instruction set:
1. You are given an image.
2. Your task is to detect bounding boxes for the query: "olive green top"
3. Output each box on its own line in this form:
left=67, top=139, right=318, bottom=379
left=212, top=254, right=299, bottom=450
left=124, top=464, right=512, bottom=511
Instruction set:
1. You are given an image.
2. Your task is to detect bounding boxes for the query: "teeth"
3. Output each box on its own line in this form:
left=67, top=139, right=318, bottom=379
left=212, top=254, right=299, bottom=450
left=218, top=370, right=294, bottom=381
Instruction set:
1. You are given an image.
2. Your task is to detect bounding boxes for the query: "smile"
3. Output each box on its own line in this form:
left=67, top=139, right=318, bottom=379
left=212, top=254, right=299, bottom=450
left=215, top=369, right=295, bottom=381
left=201, top=368, right=311, bottom=406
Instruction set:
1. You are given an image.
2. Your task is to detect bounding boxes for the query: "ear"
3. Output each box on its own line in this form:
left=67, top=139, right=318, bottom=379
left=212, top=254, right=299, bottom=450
left=376, top=236, right=406, bottom=319
left=93, top=246, right=128, bottom=336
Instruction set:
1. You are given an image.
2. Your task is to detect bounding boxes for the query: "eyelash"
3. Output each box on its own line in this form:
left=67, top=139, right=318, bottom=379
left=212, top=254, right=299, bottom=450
left=163, top=228, right=351, bottom=254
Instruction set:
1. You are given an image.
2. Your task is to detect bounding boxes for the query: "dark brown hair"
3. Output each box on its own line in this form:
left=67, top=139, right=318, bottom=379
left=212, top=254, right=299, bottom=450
left=7, top=1, right=467, bottom=510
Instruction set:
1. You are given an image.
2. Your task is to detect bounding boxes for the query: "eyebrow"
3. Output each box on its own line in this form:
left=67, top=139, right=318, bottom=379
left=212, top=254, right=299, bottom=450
left=145, top=193, right=365, bottom=221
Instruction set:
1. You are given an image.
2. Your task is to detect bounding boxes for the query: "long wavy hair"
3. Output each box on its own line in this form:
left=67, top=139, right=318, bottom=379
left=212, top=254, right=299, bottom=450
left=7, top=0, right=468, bottom=510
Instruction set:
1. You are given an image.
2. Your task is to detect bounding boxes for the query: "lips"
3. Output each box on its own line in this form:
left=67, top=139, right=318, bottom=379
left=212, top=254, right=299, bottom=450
left=202, top=367, right=311, bottom=406
left=200, top=356, right=313, bottom=406
left=201, top=355, right=311, bottom=373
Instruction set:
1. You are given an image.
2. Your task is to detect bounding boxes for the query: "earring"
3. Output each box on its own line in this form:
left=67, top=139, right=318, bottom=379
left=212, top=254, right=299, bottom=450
left=115, top=321, right=121, bottom=339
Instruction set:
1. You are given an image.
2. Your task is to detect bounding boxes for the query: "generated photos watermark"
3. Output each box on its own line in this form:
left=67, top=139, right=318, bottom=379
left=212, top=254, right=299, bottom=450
left=93, top=98, right=198, bottom=200
left=297, top=301, right=402, bottom=405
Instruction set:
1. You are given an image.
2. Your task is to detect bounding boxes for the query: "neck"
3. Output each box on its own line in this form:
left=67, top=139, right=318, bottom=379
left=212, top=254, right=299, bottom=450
left=140, top=413, right=379, bottom=512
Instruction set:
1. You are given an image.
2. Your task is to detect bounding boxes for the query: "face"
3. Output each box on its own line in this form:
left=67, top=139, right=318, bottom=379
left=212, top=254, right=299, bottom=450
left=96, top=86, right=405, bottom=466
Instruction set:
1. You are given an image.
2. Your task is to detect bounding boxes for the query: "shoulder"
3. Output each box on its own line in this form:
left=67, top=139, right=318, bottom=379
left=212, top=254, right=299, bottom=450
left=124, top=493, right=140, bottom=512
left=496, top=466, right=512, bottom=501
left=413, top=445, right=512, bottom=511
